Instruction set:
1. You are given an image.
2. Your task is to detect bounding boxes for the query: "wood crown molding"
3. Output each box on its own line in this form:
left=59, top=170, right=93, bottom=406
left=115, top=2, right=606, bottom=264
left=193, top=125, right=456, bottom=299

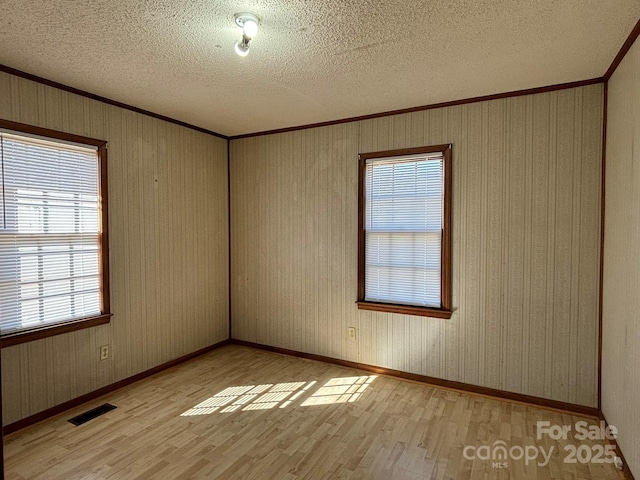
left=0, top=65, right=228, bottom=141
left=2, top=66, right=606, bottom=142
left=604, top=18, right=640, bottom=81
left=229, top=78, right=603, bottom=140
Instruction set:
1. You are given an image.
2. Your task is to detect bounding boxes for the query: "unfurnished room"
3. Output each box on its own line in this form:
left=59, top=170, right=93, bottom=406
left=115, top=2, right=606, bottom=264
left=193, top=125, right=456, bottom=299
left=0, top=1, right=639, bottom=479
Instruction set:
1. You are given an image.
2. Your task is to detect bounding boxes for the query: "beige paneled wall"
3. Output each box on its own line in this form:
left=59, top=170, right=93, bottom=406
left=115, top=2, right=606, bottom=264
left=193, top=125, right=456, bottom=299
left=0, top=72, right=229, bottom=424
left=602, top=37, right=640, bottom=476
left=231, top=84, right=603, bottom=407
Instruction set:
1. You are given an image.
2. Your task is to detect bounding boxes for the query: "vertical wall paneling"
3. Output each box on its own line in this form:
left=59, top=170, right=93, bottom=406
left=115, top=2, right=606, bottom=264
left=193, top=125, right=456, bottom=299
left=0, top=72, right=229, bottom=424
left=0, top=347, right=2, bottom=472
left=230, top=84, right=603, bottom=407
left=602, top=35, right=640, bottom=477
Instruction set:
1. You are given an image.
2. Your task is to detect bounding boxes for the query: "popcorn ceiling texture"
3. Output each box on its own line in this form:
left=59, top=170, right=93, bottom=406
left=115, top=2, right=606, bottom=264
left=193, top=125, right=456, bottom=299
left=0, top=0, right=638, bottom=136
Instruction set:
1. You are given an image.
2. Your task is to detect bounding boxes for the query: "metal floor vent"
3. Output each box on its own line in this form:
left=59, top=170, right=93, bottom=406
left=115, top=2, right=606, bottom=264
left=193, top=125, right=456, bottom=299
left=68, top=403, right=117, bottom=426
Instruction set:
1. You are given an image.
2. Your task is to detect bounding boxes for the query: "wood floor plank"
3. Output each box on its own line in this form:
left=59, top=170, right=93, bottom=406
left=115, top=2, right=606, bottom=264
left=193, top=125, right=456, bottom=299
left=4, top=345, right=629, bottom=479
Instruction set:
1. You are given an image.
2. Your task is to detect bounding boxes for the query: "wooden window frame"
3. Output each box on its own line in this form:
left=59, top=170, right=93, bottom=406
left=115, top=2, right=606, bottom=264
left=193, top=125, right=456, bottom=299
left=0, top=119, right=111, bottom=348
left=356, top=144, right=452, bottom=319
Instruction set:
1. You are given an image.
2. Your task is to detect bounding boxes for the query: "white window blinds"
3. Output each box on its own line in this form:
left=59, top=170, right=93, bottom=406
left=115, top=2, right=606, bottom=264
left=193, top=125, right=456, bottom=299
left=0, top=132, right=101, bottom=335
left=364, top=152, right=444, bottom=307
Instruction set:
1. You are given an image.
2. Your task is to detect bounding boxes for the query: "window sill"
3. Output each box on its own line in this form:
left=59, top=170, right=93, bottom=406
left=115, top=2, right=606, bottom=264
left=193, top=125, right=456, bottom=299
left=0, top=314, right=113, bottom=348
left=356, top=301, right=452, bottom=319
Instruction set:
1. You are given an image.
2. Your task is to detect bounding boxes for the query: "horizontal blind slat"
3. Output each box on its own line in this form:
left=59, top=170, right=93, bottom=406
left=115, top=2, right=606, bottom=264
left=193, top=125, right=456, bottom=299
left=0, top=133, right=102, bottom=333
left=364, top=153, right=444, bottom=308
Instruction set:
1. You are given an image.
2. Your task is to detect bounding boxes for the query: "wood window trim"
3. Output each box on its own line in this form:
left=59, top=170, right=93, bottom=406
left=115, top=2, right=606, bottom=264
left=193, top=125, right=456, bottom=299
left=0, top=119, right=112, bottom=348
left=0, top=314, right=112, bottom=348
left=357, top=144, right=453, bottom=319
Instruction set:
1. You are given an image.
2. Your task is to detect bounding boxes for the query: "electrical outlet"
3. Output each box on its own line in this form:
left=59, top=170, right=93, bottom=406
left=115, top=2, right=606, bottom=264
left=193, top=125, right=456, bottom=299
left=348, top=327, right=356, bottom=340
left=100, top=345, right=109, bottom=361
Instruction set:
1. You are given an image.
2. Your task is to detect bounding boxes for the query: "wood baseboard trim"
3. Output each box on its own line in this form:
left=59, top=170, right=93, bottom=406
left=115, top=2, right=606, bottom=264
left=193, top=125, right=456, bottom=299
left=2, top=339, right=231, bottom=435
left=231, top=339, right=600, bottom=418
left=599, top=411, right=637, bottom=480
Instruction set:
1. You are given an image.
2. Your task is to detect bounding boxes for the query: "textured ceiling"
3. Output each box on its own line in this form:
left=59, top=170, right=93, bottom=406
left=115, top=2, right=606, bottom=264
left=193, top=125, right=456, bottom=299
left=0, top=1, right=639, bottom=136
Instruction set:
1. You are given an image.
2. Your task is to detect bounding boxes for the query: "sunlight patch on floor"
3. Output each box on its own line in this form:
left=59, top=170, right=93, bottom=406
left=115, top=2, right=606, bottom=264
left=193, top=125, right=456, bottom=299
left=300, top=375, right=376, bottom=406
left=180, top=375, right=376, bottom=416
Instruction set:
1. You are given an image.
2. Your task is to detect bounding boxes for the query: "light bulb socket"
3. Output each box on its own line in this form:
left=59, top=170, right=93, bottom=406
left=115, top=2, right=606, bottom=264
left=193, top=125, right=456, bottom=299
left=234, top=38, right=250, bottom=57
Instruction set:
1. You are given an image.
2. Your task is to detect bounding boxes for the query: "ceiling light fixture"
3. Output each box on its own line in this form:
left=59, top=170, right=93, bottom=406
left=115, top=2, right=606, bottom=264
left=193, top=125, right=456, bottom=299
left=234, top=12, right=260, bottom=57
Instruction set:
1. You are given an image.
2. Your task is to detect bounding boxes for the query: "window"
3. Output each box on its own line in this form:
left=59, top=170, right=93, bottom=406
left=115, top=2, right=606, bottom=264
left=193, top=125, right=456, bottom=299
left=0, top=120, right=111, bottom=346
left=357, top=145, right=452, bottom=318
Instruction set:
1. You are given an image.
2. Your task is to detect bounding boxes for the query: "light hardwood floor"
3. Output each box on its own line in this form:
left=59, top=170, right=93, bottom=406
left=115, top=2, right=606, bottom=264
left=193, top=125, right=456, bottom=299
left=4, top=345, right=627, bottom=479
